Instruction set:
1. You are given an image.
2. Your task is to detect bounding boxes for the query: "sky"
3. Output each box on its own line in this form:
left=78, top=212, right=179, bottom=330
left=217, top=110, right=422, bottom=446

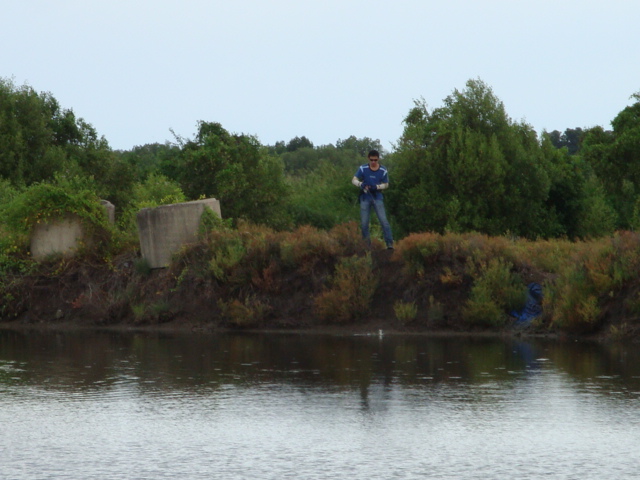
left=3, top=0, right=640, bottom=152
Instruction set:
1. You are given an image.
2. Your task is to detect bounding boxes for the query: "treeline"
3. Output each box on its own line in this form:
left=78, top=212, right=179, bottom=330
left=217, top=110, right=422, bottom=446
left=1, top=76, right=640, bottom=252
left=389, top=81, right=640, bottom=239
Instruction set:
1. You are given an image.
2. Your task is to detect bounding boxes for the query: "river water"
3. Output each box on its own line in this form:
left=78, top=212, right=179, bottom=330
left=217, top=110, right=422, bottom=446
left=1, top=329, right=639, bottom=479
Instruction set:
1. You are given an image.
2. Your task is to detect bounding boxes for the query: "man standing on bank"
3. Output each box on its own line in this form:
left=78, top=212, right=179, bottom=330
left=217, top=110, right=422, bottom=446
left=352, top=149, right=394, bottom=249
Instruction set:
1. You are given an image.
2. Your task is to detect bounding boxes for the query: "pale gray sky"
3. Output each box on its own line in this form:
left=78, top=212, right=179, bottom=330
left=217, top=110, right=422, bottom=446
left=3, top=0, right=639, bottom=151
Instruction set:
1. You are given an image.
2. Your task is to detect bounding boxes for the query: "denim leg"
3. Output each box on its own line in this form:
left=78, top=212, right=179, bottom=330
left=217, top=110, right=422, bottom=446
left=360, top=196, right=372, bottom=245
left=373, top=199, right=394, bottom=247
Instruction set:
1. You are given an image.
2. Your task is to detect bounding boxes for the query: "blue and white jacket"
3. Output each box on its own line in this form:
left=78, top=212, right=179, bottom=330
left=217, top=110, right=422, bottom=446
left=352, top=164, right=389, bottom=199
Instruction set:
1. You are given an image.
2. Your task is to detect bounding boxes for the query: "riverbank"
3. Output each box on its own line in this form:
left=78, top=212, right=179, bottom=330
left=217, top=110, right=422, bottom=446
left=2, top=224, right=640, bottom=340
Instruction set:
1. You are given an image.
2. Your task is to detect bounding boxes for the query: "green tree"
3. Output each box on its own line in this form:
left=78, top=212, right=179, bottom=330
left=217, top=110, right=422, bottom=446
left=542, top=135, right=615, bottom=238
left=390, top=79, right=557, bottom=238
left=548, top=128, right=585, bottom=155
left=0, top=77, right=135, bottom=213
left=336, top=135, right=383, bottom=157
left=177, top=121, right=291, bottom=228
left=118, top=173, right=186, bottom=234
left=0, top=79, right=70, bottom=186
left=285, top=136, right=314, bottom=152
left=116, top=142, right=182, bottom=182
left=287, top=161, right=358, bottom=229
left=581, top=93, right=640, bottom=229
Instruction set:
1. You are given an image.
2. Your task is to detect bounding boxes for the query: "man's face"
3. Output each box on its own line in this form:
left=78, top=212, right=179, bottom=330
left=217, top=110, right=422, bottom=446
left=368, top=155, right=379, bottom=165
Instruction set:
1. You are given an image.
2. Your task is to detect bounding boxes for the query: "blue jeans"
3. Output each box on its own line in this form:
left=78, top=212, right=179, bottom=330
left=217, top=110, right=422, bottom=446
left=360, top=194, right=393, bottom=247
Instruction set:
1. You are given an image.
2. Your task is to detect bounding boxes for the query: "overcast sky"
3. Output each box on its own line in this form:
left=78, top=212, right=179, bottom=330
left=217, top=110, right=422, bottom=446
left=3, top=0, right=639, bottom=151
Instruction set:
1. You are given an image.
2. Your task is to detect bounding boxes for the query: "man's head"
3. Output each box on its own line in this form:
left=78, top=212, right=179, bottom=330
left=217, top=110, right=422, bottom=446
left=367, top=150, right=380, bottom=170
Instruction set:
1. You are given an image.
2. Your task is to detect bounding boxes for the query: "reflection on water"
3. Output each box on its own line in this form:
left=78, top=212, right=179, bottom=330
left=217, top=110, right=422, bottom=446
left=1, top=330, right=640, bottom=479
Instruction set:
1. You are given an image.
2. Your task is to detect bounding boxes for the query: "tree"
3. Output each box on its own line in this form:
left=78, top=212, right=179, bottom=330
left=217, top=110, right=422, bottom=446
left=547, top=128, right=585, bottom=155
left=541, top=135, right=615, bottom=238
left=285, top=136, right=314, bottom=152
left=0, top=77, right=134, bottom=212
left=285, top=159, right=361, bottom=229
left=390, top=79, right=558, bottom=238
left=580, top=93, right=640, bottom=229
left=116, top=142, right=182, bottom=182
left=336, top=136, right=383, bottom=157
left=177, top=121, right=291, bottom=228
left=0, top=78, right=66, bottom=186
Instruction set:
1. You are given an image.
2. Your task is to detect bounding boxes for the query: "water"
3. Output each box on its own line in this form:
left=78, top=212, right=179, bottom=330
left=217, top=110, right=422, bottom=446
left=1, top=330, right=640, bottom=479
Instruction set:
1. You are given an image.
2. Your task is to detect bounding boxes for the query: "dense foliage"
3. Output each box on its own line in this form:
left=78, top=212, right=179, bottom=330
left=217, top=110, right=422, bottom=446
left=0, top=78, right=135, bottom=210
left=2, top=76, right=640, bottom=337
left=1, top=75, right=639, bottom=250
left=388, top=79, right=619, bottom=239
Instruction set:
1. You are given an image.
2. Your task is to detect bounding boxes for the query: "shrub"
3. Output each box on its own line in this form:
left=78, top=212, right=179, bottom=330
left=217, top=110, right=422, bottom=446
left=462, top=290, right=503, bottom=327
left=0, top=234, right=34, bottom=275
left=1, top=175, right=117, bottom=260
left=396, top=231, right=512, bottom=277
left=118, top=173, right=186, bottom=235
left=427, top=295, right=445, bottom=324
left=280, top=225, right=339, bottom=273
left=207, top=231, right=247, bottom=282
left=329, top=221, right=365, bottom=256
left=395, top=232, right=442, bottom=276
left=198, top=205, right=231, bottom=239
left=546, top=247, right=608, bottom=332
left=394, top=300, right=418, bottom=324
left=286, top=163, right=358, bottom=229
left=3, top=177, right=112, bottom=241
left=218, top=295, right=271, bottom=327
left=315, top=254, right=378, bottom=323
left=133, top=257, right=152, bottom=276
left=462, top=258, right=525, bottom=327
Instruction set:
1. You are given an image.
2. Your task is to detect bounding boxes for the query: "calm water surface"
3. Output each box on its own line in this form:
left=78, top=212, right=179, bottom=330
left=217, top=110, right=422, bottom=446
left=1, top=330, right=639, bottom=479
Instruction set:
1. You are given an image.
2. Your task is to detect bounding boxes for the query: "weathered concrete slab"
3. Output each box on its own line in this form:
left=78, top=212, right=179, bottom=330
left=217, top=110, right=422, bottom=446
left=100, top=200, right=115, bottom=224
left=30, top=215, right=85, bottom=260
left=136, top=198, right=222, bottom=268
left=29, top=201, right=116, bottom=261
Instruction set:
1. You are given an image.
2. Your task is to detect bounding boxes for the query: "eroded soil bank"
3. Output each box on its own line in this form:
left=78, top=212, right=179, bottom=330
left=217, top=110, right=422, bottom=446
left=1, top=239, right=637, bottom=341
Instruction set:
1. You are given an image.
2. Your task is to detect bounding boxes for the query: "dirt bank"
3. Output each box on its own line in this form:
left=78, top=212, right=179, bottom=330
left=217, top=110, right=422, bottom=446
left=2, top=232, right=638, bottom=341
left=0, top=249, right=477, bottom=331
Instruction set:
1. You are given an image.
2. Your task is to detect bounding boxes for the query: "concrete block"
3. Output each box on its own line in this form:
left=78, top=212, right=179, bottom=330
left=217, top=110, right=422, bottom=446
left=136, top=198, right=222, bottom=269
left=29, top=200, right=116, bottom=261
left=100, top=200, right=116, bottom=224
left=30, top=215, right=85, bottom=260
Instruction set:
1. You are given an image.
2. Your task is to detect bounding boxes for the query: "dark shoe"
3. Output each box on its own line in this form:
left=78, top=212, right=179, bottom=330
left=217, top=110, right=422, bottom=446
left=387, top=245, right=394, bottom=250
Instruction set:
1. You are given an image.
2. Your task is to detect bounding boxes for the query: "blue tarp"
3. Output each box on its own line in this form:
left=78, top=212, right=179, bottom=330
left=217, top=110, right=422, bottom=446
left=510, top=282, right=543, bottom=325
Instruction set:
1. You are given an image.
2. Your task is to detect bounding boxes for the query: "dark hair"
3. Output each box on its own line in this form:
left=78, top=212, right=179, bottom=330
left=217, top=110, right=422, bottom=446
left=368, top=149, right=380, bottom=158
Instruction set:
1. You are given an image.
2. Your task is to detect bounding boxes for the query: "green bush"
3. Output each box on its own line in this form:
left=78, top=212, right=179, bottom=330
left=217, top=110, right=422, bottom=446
left=207, top=230, right=247, bottom=282
left=394, top=300, right=418, bottom=324
left=315, top=254, right=378, bottom=323
left=462, top=258, right=525, bottom=327
left=2, top=175, right=114, bottom=255
left=118, top=173, right=186, bottom=234
left=0, top=235, right=33, bottom=275
left=218, top=295, right=271, bottom=327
